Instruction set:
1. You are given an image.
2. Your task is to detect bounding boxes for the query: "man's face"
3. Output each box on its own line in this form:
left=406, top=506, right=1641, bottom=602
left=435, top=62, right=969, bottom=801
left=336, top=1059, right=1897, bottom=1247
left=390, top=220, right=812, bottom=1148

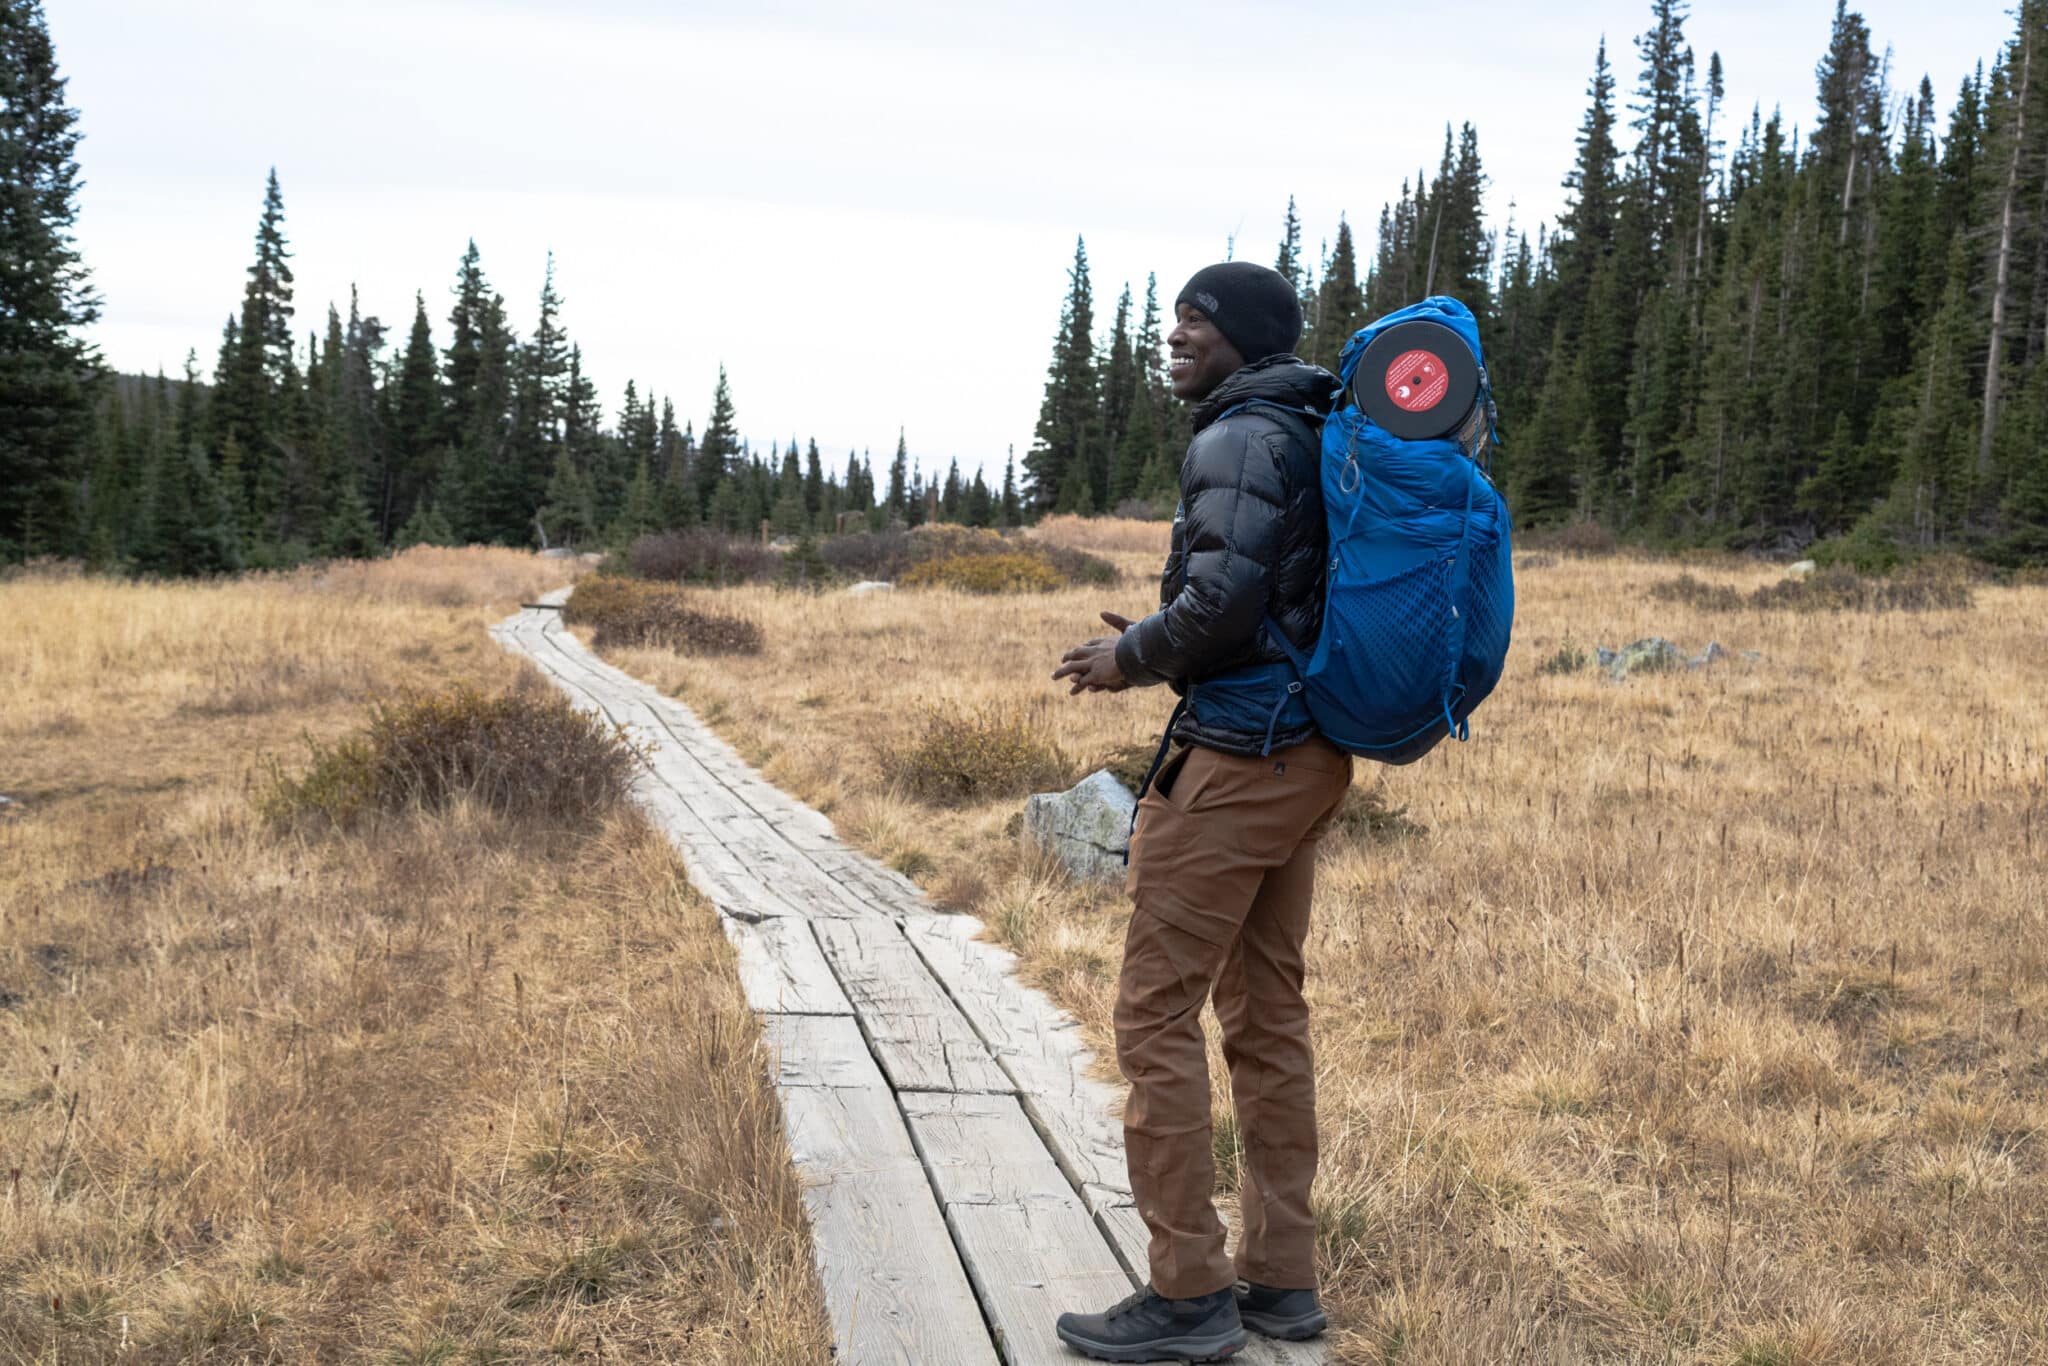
left=1168, top=304, right=1245, bottom=402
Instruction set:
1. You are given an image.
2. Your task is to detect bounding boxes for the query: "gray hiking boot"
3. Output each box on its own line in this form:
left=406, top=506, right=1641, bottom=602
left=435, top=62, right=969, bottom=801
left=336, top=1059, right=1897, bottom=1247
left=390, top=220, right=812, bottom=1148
left=1232, top=1280, right=1327, bottom=1340
left=1055, top=1284, right=1247, bottom=1362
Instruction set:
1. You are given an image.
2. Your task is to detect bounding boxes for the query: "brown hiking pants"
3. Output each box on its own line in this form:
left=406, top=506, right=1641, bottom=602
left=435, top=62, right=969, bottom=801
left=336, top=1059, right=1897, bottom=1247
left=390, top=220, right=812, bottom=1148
left=1116, top=735, right=1352, bottom=1298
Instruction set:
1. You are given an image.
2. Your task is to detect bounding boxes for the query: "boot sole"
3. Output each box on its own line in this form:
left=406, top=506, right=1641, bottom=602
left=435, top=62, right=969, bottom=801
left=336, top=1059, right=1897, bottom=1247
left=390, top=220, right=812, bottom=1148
left=1054, top=1323, right=1248, bottom=1363
left=1240, top=1306, right=1327, bottom=1340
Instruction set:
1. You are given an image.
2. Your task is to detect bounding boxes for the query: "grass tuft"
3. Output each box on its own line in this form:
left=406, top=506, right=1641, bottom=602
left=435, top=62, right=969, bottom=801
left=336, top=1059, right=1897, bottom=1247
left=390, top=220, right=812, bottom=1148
left=263, top=683, right=636, bottom=829
left=882, top=704, right=1070, bottom=805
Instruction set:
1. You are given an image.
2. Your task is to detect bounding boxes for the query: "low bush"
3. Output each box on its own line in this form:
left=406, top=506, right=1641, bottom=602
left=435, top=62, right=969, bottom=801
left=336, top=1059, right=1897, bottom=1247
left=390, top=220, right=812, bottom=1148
left=1535, top=638, right=1590, bottom=675
left=1648, top=573, right=1745, bottom=611
left=264, top=683, right=636, bottom=829
left=820, top=528, right=915, bottom=581
left=1752, top=565, right=1974, bottom=612
left=563, top=577, right=765, bottom=653
left=900, top=553, right=1066, bottom=594
left=625, top=528, right=782, bottom=586
left=823, top=523, right=1116, bottom=590
left=883, top=704, right=1070, bottom=806
left=1651, top=567, right=1973, bottom=613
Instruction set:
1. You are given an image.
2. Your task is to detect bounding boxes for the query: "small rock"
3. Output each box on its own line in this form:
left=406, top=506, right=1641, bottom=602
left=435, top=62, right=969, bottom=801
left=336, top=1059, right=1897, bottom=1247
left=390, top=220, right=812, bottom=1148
left=1023, top=770, right=1137, bottom=883
left=846, top=580, right=894, bottom=596
left=537, top=547, right=577, bottom=560
left=1787, top=559, right=1817, bottom=579
left=1687, top=641, right=1727, bottom=669
left=1603, top=637, right=1684, bottom=680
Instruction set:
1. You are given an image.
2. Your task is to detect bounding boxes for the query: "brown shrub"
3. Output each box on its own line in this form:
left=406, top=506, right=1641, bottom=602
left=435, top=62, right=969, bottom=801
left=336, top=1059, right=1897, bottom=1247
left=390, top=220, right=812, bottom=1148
left=820, top=528, right=916, bottom=581
left=883, top=704, right=1070, bottom=805
left=264, top=683, right=637, bottom=828
left=1652, top=567, right=1974, bottom=614
left=564, top=577, right=765, bottom=653
left=821, top=524, right=1116, bottom=588
left=625, top=529, right=781, bottom=586
left=1649, top=573, right=1746, bottom=611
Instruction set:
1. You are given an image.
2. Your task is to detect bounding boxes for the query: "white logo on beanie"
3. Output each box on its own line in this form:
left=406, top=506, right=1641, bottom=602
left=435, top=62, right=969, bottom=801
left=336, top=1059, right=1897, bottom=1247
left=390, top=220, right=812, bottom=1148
left=1195, top=291, right=1220, bottom=314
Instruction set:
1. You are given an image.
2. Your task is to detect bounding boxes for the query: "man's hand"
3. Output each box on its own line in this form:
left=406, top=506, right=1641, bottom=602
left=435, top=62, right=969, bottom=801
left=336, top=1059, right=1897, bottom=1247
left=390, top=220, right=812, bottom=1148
left=1053, top=611, right=1138, bottom=695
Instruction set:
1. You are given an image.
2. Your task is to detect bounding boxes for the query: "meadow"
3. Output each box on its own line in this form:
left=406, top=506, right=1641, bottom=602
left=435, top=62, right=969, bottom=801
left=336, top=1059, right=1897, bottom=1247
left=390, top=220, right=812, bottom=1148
left=591, top=518, right=2048, bottom=1364
left=0, top=549, right=830, bottom=1363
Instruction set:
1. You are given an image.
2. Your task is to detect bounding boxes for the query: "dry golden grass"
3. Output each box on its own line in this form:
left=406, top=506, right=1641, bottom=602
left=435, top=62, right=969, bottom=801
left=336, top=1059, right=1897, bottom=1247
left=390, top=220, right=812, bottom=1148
left=0, top=549, right=829, bottom=1363
left=593, top=549, right=2048, bottom=1365
left=1028, top=513, right=1172, bottom=557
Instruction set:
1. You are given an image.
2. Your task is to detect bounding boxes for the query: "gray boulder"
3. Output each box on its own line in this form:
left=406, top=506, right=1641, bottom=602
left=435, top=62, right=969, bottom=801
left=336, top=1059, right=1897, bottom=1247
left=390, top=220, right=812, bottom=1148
left=846, top=580, right=894, bottom=596
left=1023, top=770, right=1136, bottom=883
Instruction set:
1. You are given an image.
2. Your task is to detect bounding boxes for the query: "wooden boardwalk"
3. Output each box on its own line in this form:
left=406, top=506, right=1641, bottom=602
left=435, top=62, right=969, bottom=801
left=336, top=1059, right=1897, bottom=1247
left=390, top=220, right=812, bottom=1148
left=494, top=595, right=1325, bottom=1365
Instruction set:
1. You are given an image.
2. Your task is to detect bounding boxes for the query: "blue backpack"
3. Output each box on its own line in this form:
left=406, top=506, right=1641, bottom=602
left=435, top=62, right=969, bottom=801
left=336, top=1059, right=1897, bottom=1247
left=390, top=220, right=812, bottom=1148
left=1266, top=296, right=1515, bottom=765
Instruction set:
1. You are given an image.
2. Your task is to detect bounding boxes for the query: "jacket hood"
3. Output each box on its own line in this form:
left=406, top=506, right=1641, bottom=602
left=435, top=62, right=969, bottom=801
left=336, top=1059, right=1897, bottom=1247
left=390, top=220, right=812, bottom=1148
left=1190, top=354, right=1340, bottom=433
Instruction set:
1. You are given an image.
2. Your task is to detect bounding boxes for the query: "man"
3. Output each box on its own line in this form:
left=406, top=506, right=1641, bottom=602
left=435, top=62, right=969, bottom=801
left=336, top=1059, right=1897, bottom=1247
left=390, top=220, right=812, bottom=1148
left=1051, top=261, right=1349, bottom=1363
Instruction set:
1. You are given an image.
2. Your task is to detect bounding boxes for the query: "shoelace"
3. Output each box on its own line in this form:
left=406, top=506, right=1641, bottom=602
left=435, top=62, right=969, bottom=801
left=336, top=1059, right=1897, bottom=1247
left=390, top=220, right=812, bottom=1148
left=1103, top=1286, right=1156, bottom=1321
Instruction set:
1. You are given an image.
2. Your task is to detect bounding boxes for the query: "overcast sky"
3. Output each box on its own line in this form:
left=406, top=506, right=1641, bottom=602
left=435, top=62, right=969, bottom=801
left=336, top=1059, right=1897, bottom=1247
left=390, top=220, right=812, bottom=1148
left=57, top=0, right=2013, bottom=479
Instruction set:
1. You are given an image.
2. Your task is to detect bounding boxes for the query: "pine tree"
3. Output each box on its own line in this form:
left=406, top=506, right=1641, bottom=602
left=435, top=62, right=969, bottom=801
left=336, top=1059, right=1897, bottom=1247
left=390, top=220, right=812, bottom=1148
left=393, top=499, right=455, bottom=550
left=0, top=0, right=99, bottom=559
left=611, top=455, right=658, bottom=545
left=999, top=446, right=1021, bottom=527
left=1099, top=283, right=1137, bottom=488
left=1026, top=236, right=1104, bottom=513
left=212, top=170, right=297, bottom=544
left=137, top=442, right=241, bottom=576
left=1302, top=217, right=1366, bottom=372
left=803, top=438, right=825, bottom=528
left=886, top=428, right=910, bottom=521
left=539, top=447, right=597, bottom=546
left=388, top=292, right=441, bottom=538
left=966, top=468, right=993, bottom=526
left=696, top=366, right=740, bottom=514
left=1274, top=195, right=1305, bottom=297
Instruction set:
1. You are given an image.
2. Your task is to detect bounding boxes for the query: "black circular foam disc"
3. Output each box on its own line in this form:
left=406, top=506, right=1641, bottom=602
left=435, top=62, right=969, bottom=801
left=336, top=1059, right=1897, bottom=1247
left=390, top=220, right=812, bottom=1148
left=1352, top=318, right=1480, bottom=440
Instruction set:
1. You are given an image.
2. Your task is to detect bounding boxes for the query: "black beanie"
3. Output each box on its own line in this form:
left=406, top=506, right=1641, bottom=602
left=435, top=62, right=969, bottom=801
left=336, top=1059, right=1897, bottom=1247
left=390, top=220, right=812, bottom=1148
left=1175, top=262, right=1302, bottom=363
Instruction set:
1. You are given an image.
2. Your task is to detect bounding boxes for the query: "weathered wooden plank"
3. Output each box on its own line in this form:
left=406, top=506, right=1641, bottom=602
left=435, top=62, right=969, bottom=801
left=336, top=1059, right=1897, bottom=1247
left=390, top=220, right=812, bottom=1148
left=759, top=1013, right=874, bottom=1086
left=814, top=918, right=1011, bottom=1094
left=905, top=915, right=1132, bottom=1207
left=902, top=1093, right=1133, bottom=1366
left=724, top=917, right=852, bottom=1017
left=779, top=1081, right=999, bottom=1366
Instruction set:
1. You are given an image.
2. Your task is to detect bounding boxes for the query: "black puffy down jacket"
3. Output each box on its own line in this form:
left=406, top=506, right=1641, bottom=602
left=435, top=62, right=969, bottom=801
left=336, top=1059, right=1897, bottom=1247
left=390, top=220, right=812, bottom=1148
left=1113, top=355, right=1339, bottom=755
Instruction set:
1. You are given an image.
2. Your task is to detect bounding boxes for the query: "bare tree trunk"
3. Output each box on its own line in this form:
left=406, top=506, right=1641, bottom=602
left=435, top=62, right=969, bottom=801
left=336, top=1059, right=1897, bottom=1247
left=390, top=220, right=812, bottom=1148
left=1982, top=12, right=2035, bottom=476
left=1423, top=199, right=1444, bottom=297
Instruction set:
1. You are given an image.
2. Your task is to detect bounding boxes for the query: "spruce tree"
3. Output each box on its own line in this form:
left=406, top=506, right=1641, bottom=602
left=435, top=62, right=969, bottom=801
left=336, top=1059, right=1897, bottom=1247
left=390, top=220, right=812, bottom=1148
left=0, top=0, right=99, bottom=560
left=1025, top=236, right=1104, bottom=513
left=696, top=366, right=740, bottom=513
left=1302, top=217, right=1366, bottom=372
left=137, top=442, right=241, bottom=576
left=217, top=170, right=297, bottom=539
left=1100, top=283, right=1137, bottom=489
left=886, top=428, right=910, bottom=521
left=999, top=447, right=1021, bottom=527
left=388, top=292, right=441, bottom=537
left=539, top=447, right=597, bottom=546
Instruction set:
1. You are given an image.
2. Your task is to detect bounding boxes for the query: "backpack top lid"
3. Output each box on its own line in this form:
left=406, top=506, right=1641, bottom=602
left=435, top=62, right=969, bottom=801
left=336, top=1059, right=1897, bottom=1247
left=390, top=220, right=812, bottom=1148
left=1338, top=297, right=1486, bottom=390
left=1337, top=295, right=1496, bottom=470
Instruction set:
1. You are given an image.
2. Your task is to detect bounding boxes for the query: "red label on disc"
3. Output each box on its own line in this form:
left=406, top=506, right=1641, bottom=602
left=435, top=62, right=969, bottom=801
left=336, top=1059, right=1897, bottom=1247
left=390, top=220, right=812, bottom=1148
left=1383, top=349, right=1449, bottom=412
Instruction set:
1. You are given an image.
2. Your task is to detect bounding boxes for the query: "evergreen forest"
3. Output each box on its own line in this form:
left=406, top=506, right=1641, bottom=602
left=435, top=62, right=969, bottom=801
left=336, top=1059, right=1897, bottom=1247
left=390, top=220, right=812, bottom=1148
left=1026, top=1, right=2048, bottom=568
left=6, top=0, right=2048, bottom=572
